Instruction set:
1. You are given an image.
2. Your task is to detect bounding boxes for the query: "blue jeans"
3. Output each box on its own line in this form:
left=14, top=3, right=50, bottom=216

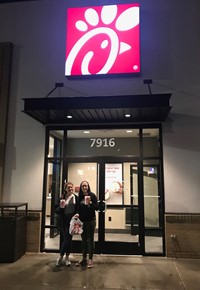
left=81, top=219, right=96, bottom=260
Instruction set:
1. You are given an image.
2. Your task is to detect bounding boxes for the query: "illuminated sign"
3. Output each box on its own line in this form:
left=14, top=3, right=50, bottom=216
left=65, top=3, right=140, bottom=76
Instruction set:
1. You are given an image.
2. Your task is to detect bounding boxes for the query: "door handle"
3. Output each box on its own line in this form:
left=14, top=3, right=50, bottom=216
left=102, top=200, right=107, bottom=212
left=97, top=200, right=107, bottom=212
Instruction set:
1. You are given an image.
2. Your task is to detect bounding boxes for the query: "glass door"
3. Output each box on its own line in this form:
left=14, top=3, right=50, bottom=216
left=66, top=161, right=142, bottom=255
left=97, top=161, right=142, bottom=255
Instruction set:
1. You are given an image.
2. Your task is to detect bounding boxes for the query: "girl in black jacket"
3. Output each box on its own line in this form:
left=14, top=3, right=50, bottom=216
left=76, top=180, right=98, bottom=268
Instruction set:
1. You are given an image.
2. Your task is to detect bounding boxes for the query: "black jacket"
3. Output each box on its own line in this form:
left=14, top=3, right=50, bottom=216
left=78, top=192, right=98, bottom=222
left=55, top=194, right=79, bottom=229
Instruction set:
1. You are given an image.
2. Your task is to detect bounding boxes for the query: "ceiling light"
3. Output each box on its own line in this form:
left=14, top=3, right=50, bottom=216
left=126, top=130, right=133, bottom=133
left=84, top=131, right=90, bottom=134
left=125, top=114, right=131, bottom=118
left=67, top=115, right=72, bottom=119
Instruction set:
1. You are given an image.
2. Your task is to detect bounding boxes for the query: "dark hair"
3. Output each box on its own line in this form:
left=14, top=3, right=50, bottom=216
left=79, top=180, right=91, bottom=200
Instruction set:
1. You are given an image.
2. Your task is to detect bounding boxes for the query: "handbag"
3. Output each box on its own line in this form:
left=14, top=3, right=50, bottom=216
left=69, top=217, right=83, bottom=235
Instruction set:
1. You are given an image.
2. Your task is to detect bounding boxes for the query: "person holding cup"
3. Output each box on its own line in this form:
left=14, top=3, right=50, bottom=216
left=55, top=181, right=79, bottom=267
left=76, top=180, right=98, bottom=268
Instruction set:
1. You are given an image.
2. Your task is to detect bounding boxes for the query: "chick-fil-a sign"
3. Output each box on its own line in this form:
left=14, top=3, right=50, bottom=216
left=65, top=3, right=140, bottom=76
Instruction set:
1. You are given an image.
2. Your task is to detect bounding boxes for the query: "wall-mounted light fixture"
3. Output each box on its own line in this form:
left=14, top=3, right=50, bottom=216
left=45, top=83, right=64, bottom=98
left=143, top=79, right=152, bottom=95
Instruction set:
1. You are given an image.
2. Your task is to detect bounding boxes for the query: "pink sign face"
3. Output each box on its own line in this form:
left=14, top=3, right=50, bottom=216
left=65, top=3, right=140, bottom=76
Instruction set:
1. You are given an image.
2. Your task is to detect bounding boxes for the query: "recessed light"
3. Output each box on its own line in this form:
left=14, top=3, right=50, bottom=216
left=67, top=115, right=72, bottom=119
left=125, top=114, right=131, bottom=118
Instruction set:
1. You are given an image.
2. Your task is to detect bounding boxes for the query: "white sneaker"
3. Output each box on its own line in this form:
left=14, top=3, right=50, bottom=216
left=63, top=255, right=71, bottom=266
left=56, top=257, right=63, bottom=267
left=65, top=259, right=71, bottom=266
left=87, top=259, right=93, bottom=268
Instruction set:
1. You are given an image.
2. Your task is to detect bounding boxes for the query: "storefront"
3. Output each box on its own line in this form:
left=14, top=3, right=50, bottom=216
left=23, top=93, right=171, bottom=256
left=1, top=0, right=200, bottom=260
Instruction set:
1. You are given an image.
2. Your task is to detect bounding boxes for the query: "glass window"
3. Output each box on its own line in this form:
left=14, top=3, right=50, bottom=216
left=66, top=129, right=139, bottom=157
left=45, top=159, right=63, bottom=226
left=105, top=207, right=139, bottom=243
left=143, top=160, right=163, bottom=254
left=44, top=228, right=59, bottom=250
left=44, top=157, right=63, bottom=250
left=48, top=130, right=63, bottom=158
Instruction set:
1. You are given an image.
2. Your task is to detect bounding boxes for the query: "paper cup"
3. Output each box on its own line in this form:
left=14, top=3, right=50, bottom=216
left=60, top=199, right=66, bottom=208
left=84, top=196, right=91, bottom=205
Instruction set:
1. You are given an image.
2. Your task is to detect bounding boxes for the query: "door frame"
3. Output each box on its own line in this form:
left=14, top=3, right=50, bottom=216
left=96, top=159, right=144, bottom=255
left=41, top=124, right=165, bottom=256
left=64, top=157, right=144, bottom=255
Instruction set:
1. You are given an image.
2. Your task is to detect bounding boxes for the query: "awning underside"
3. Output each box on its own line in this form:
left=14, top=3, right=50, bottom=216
left=22, top=94, right=172, bottom=125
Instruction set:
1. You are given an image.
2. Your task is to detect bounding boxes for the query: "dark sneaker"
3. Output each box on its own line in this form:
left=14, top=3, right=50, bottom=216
left=76, top=259, right=87, bottom=267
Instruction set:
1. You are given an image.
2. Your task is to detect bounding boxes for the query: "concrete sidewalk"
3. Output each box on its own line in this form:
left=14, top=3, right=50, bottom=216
left=0, top=253, right=200, bottom=289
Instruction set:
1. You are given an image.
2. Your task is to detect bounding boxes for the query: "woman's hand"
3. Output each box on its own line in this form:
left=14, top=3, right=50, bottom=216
left=73, top=213, right=79, bottom=219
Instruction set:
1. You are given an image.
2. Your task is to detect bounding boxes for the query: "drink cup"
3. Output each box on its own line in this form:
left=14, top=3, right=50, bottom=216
left=84, top=196, right=91, bottom=205
left=60, top=199, right=66, bottom=208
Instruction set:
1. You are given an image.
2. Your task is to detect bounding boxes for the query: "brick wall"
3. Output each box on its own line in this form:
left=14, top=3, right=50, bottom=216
left=25, top=211, right=200, bottom=257
left=26, top=211, right=41, bottom=252
left=165, top=214, right=200, bottom=258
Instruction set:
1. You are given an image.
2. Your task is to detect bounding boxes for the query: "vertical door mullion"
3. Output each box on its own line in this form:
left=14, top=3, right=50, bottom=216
left=41, top=127, right=50, bottom=251
left=138, top=128, right=145, bottom=253
left=98, top=161, right=105, bottom=252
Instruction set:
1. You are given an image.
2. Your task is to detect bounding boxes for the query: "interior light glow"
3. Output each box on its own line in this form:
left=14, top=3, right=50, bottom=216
left=148, top=167, right=155, bottom=175
left=125, top=114, right=131, bottom=118
left=77, top=169, right=84, bottom=176
left=126, top=130, right=133, bottom=133
left=84, top=131, right=90, bottom=134
left=67, top=115, right=73, bottom=119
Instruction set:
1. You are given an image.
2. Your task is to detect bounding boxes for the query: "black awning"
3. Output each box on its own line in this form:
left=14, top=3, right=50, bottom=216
left=22, top=94, right=172, bottom=125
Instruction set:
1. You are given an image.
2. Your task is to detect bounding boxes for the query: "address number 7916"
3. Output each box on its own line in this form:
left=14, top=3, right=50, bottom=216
left=90, top=138, right=115, bottom=148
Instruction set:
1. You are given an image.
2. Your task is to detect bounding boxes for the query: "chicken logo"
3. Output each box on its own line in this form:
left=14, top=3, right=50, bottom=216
left=65, top=4, right=140, bottom=76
